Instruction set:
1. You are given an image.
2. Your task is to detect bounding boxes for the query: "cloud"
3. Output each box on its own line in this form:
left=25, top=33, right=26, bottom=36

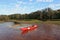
left=48, top=4, right=60, bottom=7
left=16, top=0, right=35, bottom=5
left=10, top=1, right=26, bottom=13
left=16, top=0, right=27, bottom=4
left=48, top=4, right=60, bottom=9
left=36, top=0, right=54, bottom=2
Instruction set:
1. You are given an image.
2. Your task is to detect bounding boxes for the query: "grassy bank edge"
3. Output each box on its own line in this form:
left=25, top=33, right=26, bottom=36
left=0, top=20, right=60, bottom=25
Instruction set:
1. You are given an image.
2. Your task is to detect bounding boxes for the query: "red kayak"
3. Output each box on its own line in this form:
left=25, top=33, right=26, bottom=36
left=20, top=25, right=38, bottom=34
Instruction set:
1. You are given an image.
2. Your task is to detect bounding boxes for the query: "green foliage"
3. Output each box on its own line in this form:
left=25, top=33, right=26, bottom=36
left=0, top=8, right=60, bottom=21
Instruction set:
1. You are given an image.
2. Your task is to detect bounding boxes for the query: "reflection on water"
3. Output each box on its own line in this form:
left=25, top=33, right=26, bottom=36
left=0, top=22, right=60, bottom=40
left=0, top=22, right=14, bottom=27
left=0, top=22, right=21, bottom=40
left=16, top=24, right=32, bottom=29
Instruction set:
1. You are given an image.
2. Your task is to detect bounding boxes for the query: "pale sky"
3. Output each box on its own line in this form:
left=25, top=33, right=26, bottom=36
left=0, top=0, right=60, bottom=15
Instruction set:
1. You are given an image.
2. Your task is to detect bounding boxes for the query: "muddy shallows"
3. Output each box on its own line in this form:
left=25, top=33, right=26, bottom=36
left=0, top=23, right=60, bottom=40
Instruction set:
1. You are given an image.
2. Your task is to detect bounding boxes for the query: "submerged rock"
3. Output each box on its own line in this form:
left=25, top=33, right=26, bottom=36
left=14, top=21, right=20, bottom=24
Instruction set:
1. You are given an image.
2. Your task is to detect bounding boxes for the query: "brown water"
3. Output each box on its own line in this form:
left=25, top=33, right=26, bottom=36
left=0, top=22, right=60, bottom=40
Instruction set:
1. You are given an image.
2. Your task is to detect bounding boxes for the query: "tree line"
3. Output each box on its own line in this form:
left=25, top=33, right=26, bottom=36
left=0, top=8, right=60, bottom=21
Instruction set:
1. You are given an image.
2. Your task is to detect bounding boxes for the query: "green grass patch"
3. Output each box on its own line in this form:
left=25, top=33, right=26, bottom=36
left=44, top=21, right=60, bottom=25
left=1, top=19, right=60, bottom=25
left=0, top=21, right=4, bottom=23
left=17, top=20, right=42, bottom=24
